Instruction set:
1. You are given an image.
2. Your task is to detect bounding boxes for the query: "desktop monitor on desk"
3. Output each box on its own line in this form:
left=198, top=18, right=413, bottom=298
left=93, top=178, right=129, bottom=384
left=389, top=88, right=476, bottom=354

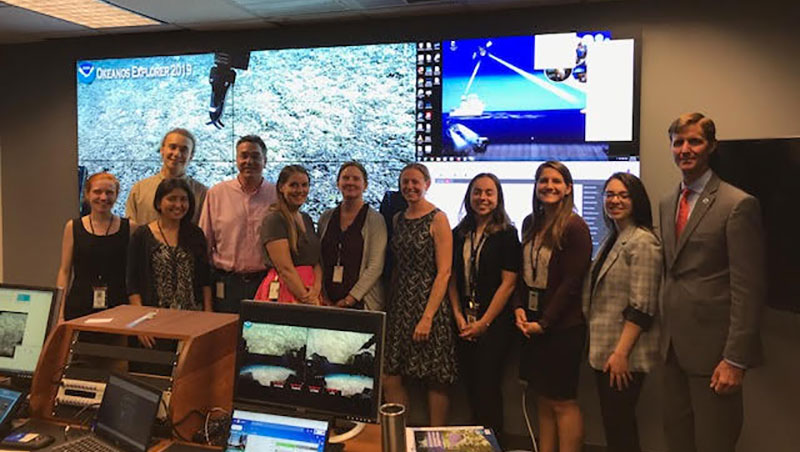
left=235, top=301, right=385, bottom=430
left=0, top=284, right=59, bottom=386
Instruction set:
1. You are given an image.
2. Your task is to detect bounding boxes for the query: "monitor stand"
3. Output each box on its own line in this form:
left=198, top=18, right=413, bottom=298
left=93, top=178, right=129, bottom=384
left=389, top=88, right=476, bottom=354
left=328, top=418, right=366, bottom=443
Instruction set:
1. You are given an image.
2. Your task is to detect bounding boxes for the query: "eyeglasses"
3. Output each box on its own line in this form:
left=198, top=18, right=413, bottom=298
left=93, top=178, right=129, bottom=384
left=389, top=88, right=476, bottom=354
left=604, top=191, right=631, bottom=201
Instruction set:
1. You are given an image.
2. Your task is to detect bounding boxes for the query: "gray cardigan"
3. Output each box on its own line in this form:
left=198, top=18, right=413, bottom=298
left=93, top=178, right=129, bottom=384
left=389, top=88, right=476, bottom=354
left=318, top=206, right=387, bottom=311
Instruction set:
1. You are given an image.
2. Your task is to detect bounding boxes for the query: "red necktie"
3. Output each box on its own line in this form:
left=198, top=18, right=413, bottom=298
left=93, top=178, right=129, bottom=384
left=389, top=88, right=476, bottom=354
left=675, top=188, right=691, bottom=239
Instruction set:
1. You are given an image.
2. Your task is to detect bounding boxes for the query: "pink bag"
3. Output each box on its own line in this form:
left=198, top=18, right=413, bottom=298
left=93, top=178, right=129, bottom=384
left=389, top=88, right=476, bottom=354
left=253, top=265, right=315, bottom=303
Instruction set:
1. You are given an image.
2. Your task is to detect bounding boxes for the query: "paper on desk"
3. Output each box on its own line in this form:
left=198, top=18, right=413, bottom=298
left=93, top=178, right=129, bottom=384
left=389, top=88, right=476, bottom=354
left=85, top=318, right=113, bottom=324
left=405, top=426, right=501, bottom=452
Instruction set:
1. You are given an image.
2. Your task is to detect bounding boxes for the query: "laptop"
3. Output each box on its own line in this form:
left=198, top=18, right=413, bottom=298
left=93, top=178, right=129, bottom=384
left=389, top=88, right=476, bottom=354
left=225, top=407, right=329, bottom=452
left=52, top=373, right=162, bottom=452
left=0, top=387, right=24, bottom=436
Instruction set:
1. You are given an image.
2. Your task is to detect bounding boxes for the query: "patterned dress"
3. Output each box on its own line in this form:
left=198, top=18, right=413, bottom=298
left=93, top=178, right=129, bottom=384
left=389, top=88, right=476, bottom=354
left=151, top=243, right=201, bottom=311
left=385, top=209, right=457, bottom=384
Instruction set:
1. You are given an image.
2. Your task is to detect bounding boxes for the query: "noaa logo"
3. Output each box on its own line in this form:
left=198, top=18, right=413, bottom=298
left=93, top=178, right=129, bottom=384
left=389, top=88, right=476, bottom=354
left=77, top=61, right=96, bottom=84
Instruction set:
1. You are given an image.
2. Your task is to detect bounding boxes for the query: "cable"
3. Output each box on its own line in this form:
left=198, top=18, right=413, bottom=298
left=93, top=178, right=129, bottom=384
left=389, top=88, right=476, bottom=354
left=172, top=409, right=205, bottom=427
left=520, top=380, right=539, bottom=452
left=203, top=407, right=230, bottom=445
left=72, top=402, right=100, bottom=426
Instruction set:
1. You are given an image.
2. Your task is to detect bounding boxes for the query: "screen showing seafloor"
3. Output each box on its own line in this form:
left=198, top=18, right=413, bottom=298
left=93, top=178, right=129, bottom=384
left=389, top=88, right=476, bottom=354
left=237, top=321, right=377, bottom=420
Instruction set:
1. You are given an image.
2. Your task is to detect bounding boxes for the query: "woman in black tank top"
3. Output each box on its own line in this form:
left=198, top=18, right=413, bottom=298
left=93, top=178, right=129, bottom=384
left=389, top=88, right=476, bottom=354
left=56, top=172, right=135, bottom=321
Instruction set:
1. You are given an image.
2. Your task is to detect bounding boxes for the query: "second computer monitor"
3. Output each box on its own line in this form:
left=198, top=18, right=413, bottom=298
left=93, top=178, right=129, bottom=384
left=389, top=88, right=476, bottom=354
left=235, top=301, right=385, bottom=424
left=0, top=284, right=59, bottom=380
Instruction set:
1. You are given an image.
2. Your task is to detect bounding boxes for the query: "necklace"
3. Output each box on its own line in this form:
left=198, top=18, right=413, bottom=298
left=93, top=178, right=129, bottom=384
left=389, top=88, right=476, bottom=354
left=156, top=220, right=176, bottom=247
left=89, top=215, right=114, bottom=236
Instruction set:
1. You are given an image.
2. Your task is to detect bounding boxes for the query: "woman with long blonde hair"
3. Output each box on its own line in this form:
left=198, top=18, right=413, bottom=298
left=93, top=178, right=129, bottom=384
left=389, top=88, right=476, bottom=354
left=259, top=165, right=322, bottom=304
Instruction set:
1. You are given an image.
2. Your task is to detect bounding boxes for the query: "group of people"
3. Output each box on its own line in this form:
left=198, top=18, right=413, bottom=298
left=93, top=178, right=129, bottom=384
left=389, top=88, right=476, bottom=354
left=56, top=112, right=764, bottom=452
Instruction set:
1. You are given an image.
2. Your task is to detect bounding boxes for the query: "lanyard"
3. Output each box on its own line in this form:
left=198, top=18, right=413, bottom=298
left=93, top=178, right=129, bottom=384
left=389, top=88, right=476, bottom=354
left=529, top=238, right=543, bottom=284
left=89, top=216, right=115, bottom=285
left=157, top=220, right=180, bottom=301
left=89, top=215, right=114, bottom=236
left=468, top=231, right=487, bottom=299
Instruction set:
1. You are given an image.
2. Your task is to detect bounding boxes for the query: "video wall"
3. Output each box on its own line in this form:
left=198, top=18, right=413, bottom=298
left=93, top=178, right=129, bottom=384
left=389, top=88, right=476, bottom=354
left=77, top=44, right=417, bottom=220
left=77, top=30, right=638, bottom=246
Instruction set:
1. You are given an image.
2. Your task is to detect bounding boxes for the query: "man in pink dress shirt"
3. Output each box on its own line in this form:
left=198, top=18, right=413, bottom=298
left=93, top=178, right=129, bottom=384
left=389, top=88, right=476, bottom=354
left=198, top=135, right=277, bottom=313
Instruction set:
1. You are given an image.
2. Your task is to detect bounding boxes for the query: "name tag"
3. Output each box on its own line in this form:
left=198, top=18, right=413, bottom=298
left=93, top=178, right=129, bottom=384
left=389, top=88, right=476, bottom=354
left=268, top=280, right=280, bottom=301
left=332, top=265, right=344, bottom=283
left=215, top=281, right=225, bottom=299
left=528, top=289, right=541, bottom=311
left=92, top=286, right=107, bottom=309
left=465, top=298, right=479, bottom=324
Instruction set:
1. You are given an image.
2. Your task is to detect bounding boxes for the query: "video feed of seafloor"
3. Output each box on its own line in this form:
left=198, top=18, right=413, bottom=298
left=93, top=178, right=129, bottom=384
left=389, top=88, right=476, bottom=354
left=238, top=322, right=376, bottom=413
left=0, top=311, right=27, bottom=358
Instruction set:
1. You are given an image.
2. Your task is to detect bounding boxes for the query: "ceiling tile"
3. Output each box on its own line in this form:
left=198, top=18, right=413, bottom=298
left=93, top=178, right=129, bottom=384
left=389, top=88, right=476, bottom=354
left=110, top=0, right=260, bottom=24
left=232, top=0, right=348, bottom=16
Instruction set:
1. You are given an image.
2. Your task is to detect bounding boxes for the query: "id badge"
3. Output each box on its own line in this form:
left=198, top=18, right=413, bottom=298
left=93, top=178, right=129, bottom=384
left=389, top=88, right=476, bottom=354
left=215, top=281, right=225, bottom=299
left=465, top=299, right=478, bottom=324
left=268, top=280, right=280, bottom=300
left=332, top=265, right=344, bottom=283
left=527, top=289, right=540, bottom=311
left=92, top=286, right=107, bottom=309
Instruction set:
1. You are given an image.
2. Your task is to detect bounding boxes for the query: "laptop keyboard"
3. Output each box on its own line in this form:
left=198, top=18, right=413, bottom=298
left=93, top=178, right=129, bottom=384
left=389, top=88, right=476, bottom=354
left=51, top=435, right=119, bottom=452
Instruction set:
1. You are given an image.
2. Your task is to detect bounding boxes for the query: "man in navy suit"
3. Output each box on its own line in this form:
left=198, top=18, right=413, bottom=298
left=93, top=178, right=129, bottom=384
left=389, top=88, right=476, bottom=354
left=659, top=113, right=765, bottom=452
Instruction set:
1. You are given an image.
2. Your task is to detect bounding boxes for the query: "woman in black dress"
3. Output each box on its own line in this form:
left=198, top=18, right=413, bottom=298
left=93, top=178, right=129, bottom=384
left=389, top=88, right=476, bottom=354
left=384, top=163, right=456, bottom=426
left=57, top=172, right=132, bottom=321
left=447, top=173, right=520, bottom=439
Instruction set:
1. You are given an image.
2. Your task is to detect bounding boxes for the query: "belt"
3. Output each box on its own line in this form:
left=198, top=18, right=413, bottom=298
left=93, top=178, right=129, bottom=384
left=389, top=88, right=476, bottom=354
left=214, top=267, right=267, bottom=282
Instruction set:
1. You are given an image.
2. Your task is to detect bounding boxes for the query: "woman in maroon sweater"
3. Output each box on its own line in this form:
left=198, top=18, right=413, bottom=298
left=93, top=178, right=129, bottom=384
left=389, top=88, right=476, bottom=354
left=514, top=161, right=592, bottom=452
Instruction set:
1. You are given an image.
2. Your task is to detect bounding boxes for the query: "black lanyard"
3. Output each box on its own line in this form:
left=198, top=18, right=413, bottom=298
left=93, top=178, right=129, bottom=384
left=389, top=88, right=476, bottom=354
left=89, top=215, right=114, bottom=236
left=468, top=231, right=487, bottom=299
left=528, top=239, right=543, bottom=284
left=89, top=216, right=115, bottom=285
left=157, top=221, right=181, bottom=301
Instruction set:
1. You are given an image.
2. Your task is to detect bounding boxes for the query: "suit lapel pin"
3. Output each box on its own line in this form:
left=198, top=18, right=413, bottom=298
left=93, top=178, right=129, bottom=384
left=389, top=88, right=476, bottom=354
left=702, top=197, right=710, bottom=204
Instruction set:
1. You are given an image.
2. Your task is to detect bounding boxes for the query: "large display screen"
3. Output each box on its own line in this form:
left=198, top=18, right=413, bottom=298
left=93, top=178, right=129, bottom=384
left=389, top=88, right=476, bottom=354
left=417, top=32, right=637, bottom=162
left=77, top=43, right=417, bottom=220
left=425, top=160, right=639, bottom=251
left=235, top=302, right=385, bottom=423
left=711, top=138, right=800, bottom=313
left=76, top=31, right=639, bottom=247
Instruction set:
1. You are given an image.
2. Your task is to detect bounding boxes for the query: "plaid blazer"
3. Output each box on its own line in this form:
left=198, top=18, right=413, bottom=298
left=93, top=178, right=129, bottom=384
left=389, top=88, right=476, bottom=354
left=582, top=226, right=662, bottom=372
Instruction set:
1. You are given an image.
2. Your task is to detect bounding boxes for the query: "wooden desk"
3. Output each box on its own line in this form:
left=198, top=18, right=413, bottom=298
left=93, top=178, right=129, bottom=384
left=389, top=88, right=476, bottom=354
left=14, top=418, right=382, bottom=451
left=30, top=305, right=238, bottom=440
left=341, top=423, right=381, bottom=451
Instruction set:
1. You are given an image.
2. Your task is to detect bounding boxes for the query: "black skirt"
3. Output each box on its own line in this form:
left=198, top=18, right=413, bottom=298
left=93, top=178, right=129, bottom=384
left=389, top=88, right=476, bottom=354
left=519, top=323, right=586, bottom=400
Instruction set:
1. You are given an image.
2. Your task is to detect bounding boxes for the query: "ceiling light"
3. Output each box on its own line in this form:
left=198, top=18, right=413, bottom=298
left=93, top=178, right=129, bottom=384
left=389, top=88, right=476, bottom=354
left=4, top=0, right=160, bottom=29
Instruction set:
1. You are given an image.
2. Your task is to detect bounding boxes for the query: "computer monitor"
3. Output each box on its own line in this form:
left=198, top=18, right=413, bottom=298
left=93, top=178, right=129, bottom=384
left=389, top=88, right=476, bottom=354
left=235, top=302, right=385, bottom=425
left=0, top=284, right=59, bottom=380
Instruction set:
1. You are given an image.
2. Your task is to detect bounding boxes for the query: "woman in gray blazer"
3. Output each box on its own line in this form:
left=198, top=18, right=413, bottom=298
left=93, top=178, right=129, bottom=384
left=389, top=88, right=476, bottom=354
left=583, top=172, right=662, bottom=452
left=318, top=161, right=387, bottom=311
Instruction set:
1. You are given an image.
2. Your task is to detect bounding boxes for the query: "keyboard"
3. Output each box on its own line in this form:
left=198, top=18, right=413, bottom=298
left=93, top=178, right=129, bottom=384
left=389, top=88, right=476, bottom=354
left=51, top=435, right=120, bottom=452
